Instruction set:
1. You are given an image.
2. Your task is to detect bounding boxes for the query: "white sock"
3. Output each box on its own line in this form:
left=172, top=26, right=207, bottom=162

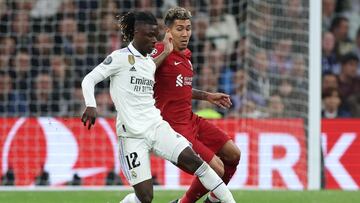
left=195, top=162, right=236, bottom=203
left=119, top=193, right=141, bottom=203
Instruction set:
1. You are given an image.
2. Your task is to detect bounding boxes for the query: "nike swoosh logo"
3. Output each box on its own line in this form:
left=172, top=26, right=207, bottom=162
left=174, top=61, right=182, bottom=65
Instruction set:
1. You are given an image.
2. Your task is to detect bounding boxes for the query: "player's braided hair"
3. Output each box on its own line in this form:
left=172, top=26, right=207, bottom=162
left=118, top=11, right=158, bottom=42
left=164, top=7, right=192, bottom=27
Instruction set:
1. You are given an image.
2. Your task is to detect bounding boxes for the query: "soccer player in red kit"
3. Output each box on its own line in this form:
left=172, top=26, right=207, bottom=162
left=152, top=7, right=241, bottom=203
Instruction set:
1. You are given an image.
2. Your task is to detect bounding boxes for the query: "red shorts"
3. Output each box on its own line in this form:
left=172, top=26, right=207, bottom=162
left=170, top=114, right=230, bottom=163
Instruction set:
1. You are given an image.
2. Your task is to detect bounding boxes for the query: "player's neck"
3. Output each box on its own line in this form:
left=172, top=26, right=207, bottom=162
left=132, top=41, right=147, bottom=57
left=174, top=46, right=186, bottom=54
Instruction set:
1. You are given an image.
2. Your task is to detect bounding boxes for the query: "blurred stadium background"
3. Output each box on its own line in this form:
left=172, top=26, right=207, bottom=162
left=0, top=0, right=360, bottom=202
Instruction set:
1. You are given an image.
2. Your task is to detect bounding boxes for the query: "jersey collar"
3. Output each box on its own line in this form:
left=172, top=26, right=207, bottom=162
left=173, top=48, right=192, bottom=59
left=128, top=42, right=149, bottom=59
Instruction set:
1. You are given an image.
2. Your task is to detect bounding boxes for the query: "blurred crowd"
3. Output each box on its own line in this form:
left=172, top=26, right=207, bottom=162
left=321, top=0, right=360, bottom=118
left=0, top=0, right=359, bottom=119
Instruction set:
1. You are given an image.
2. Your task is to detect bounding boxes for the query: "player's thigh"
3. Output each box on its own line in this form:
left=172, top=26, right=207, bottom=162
left=191, top=138, right=215, bottom=163
left=152, top=121, right=190, bottom=164
left=118, top=136, right=152, bottom=186
left=197, top=118, right=230, bottom=154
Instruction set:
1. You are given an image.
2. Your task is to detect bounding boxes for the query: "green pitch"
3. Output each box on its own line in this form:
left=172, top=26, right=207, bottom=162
left=0, top=190, right=359, bottom=203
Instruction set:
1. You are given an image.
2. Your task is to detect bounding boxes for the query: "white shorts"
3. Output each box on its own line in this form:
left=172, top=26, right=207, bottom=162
left=118, top=120, right=189, bottom=185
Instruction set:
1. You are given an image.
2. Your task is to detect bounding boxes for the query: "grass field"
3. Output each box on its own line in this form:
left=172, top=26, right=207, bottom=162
left=0, top=190, right=359, bottom=203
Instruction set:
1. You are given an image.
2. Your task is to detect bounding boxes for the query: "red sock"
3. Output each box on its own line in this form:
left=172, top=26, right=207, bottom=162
left=180, top=177, right=208, bottom=203
left=181, top=158, right=240, bottom=203
left=222, top=158, right=240, bottom=184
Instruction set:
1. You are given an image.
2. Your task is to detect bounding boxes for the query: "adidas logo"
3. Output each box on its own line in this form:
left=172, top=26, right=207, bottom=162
left=130, top=66, right=136, bottom=71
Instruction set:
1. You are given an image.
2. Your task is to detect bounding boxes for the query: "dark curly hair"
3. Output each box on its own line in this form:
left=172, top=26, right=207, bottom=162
left=118, top=11, right=157, bottom=42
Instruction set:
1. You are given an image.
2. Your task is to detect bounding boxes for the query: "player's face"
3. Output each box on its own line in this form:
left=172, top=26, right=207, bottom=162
left=168, top=19, right=192, bottom=51
left=135, top=24, right=159, bottom=55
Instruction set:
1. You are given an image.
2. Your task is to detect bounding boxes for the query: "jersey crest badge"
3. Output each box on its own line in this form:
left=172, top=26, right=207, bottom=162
left=128, top=55, right=135, bottom=65
left=131, top=171, right=137, bottom=179
left=150, top=48, right=158, bottom=56
left=103, top=56, right=112, bottom=65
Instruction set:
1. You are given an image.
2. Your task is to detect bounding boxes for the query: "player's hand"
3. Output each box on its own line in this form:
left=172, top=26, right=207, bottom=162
left=207, top=93, right=232, bottom=109
left=81, top=107, right=97, bottom=130
left=163, top=31, right=173, bottom=54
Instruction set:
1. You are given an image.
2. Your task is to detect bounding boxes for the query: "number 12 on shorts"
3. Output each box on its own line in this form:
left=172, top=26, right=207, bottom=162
left=125, top=152, right=141, bottom=169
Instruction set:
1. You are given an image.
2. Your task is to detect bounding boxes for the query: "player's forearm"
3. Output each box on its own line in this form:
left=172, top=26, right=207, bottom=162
left=192, top=89, right=210, bottom=101
left=81, top=70, right=105, bottom=107
left=153, top=50, right=170, bottom=68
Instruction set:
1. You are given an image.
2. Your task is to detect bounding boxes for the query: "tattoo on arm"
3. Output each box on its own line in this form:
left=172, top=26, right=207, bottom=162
left=192, top=89, right=209, bottom=101
left=153, top=51, right=170, bottom=69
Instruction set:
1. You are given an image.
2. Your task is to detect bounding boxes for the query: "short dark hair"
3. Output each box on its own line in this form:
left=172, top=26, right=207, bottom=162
left=164, top=7, right=192, bottom=27
left=322, top=71, right=337, bottom=78
left=340, top=52, right=359, bottom=64
left=0, top=70, right=7, bottom=77
left=118, top=11, right=157, bottom=42
left=330, top=16, right=348, bottom=32
left=322, top=87, right=339, bottom=100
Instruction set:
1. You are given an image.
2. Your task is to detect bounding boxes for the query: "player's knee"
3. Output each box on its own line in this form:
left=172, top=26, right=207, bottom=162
left=223, top=145, right=241, bottom=165
left=138, top=193, right=153, bottom=203
left=232, top=147, right=241, bottom=164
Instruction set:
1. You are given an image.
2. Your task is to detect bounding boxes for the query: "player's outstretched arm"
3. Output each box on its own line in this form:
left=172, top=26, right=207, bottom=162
left=192, top=89, right=232, bottom=109
left=153, top=32, right=173, bottom=68
left=81, top=69, right=106, bottom=129
left=81, top=51, right=122, bottom=129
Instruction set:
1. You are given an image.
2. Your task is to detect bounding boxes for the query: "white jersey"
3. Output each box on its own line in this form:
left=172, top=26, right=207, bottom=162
left=85, top=43, right=162, bottom=137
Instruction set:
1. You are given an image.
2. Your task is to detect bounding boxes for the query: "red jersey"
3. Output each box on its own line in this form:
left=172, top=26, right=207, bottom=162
left=153, top=43, right=194, bottom=125
left=153, top=43, right=230, bottom=163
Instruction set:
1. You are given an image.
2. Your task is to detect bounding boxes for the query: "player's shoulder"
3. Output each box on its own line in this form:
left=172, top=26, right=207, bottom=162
left=184, top=48, right=192, bottom=59
left=111, top=47, right=131, bottom=57
left=105, top=48, right=134, bottom=66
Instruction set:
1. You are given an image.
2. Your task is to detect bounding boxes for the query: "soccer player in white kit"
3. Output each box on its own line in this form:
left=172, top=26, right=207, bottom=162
left=81, top=11, right=236, bottom=203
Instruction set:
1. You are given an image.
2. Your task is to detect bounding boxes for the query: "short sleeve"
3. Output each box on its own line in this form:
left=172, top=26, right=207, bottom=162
left=93, top=51, right=129, bottom=78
